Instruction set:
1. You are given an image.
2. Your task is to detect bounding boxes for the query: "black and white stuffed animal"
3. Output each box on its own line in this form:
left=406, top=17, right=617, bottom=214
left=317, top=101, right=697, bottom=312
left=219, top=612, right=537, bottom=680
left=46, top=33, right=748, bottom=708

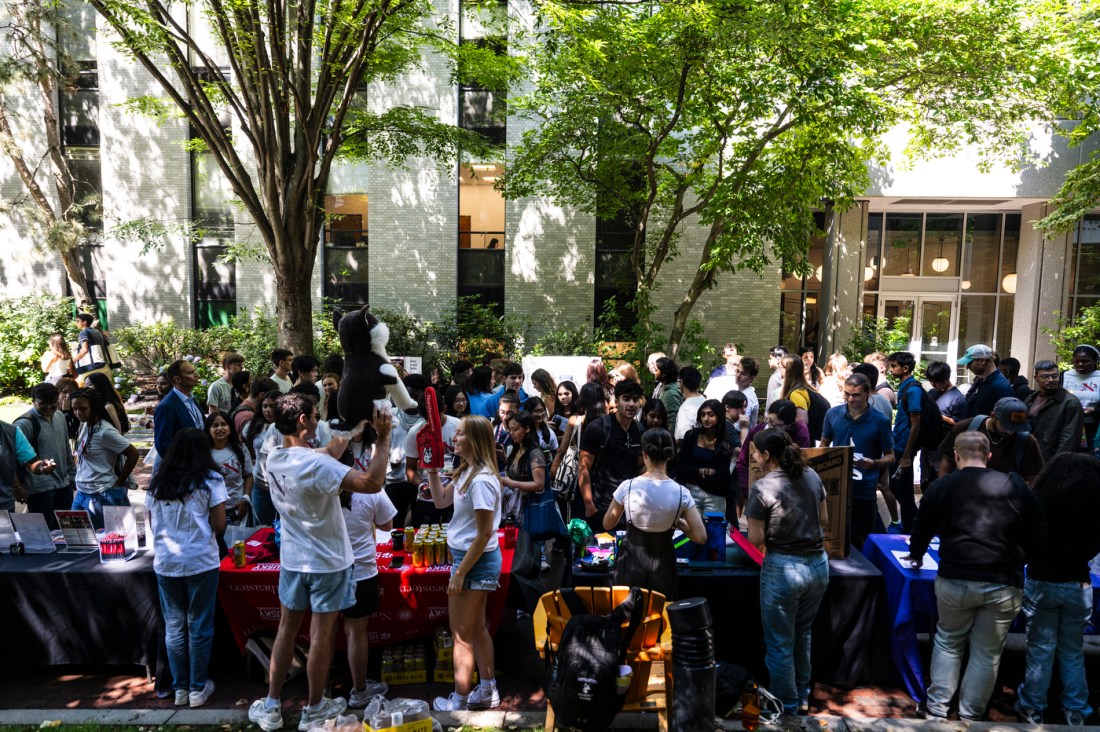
left=335, top=305, right=418, bottom=427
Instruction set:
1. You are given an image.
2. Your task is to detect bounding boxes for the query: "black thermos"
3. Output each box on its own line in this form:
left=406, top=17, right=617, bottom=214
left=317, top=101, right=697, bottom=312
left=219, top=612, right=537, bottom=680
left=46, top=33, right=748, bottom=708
left=667, top=597, right=717, bottom=731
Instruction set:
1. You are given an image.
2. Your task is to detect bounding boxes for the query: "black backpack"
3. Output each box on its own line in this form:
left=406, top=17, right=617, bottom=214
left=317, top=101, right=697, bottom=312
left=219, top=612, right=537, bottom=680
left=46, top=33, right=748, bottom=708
left=807, top=389, right=831, bottom=444
left=545, top=587, right=646, bottom=731
left=899, top=381, right=945, bottom=452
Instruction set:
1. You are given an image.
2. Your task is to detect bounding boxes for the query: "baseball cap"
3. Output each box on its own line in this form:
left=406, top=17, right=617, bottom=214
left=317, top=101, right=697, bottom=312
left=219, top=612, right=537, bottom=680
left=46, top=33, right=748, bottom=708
left=993, top=397, right=1030, bottom=432
left=958, top=344, right=993, bottom=365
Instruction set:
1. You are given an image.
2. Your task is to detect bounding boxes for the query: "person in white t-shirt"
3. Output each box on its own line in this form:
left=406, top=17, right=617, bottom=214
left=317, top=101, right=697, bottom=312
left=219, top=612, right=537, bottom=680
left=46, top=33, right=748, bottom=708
left=423, top=415, right=503, bottom=712
left=602, top=427, right=706, bottom=599
left=205, top=411, right=253, bottom=525
left=248, top=394, right=392, bottom=732
left=146, top=428, right=228, bottom=708
left=405, top=386, right=459, bottom=526
left=340, top=433, right=397, bottom=708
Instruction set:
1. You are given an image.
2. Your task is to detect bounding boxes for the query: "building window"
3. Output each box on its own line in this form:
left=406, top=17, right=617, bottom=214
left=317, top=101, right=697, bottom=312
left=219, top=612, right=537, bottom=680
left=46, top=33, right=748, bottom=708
left=63, top=146, right=102, bottom=231
left=594, top=206, right=638, bottom=331
left=65, top=243, right=109, bottom=327
left=778, top=212, right=826, bottom=351
left=457, top=162, right=505, bottom=314
left=190, top=115, right=236, bottom=328
left=1067, top=215, right=1100, bottom=317
left=458, top=1, right=507, bottom=145
left=59, top=61, right=99, bottom=147
left=323, top=193, right=369, bottom=306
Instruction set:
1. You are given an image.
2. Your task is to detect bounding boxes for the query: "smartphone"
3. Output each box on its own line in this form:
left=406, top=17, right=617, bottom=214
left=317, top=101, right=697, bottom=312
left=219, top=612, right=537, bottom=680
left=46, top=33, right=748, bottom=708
left=389, top=555, right=405, bottom=569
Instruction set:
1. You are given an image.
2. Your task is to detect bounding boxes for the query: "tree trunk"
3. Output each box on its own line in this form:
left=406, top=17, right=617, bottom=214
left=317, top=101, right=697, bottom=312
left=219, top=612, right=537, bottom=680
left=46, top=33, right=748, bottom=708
left=59, top=247, right=95, bottom=310
left=667, top=222, right=722, bottom=357
left=275, top=264, right=315, bottom=356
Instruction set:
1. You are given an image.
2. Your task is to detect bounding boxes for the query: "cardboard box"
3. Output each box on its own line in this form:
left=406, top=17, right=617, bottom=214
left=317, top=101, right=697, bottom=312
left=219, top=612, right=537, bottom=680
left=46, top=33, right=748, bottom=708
left=747, top=445, right=851, bottom=559
left=432, top=669, right=477, bottom=684
left=380, top=670, right=426, bottom=685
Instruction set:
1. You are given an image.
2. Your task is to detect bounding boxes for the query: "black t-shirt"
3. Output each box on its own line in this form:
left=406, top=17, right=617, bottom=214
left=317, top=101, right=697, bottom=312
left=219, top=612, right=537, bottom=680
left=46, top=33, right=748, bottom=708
left=938, top=417, right=1045, bottom=479
left=581, top=414, right=642, bottom=511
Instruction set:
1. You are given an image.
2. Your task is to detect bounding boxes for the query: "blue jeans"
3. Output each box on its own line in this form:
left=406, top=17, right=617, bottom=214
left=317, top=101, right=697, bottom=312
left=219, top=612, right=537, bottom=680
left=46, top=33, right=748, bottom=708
left=73, top=486, right=130, bottom=530
left=1017, top=578, right=1094, bottom=717
left=927, top=577, right=1022, bottom=720
left=251, top=485, right=277, bottom=525
left=759, top=550, right=829, bottom=713
left=156, top=568, right=219, bottom=692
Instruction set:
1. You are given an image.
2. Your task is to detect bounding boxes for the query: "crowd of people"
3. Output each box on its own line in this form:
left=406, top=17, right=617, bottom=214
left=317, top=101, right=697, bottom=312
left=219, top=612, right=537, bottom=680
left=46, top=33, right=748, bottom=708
left=4, top=314, right=1100, bottom=726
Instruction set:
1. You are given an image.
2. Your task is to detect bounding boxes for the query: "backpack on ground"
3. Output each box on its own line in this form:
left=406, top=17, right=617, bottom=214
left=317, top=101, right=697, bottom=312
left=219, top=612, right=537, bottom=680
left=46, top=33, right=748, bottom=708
left=545, top=587, right=646, bottom=732
left=900, top=381, right=946, bottom=452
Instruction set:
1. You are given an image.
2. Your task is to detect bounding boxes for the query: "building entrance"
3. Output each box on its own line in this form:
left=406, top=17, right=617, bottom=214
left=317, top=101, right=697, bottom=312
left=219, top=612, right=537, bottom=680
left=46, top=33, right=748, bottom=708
left=879, top=296, right=958, bottom=369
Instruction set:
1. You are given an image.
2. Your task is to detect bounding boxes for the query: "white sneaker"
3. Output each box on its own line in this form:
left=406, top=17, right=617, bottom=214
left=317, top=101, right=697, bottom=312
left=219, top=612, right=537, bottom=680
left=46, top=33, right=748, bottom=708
left=348, top=681, right=389, bottom=708
left=249, top=699, right=284, bottom=732
left=298, top=697, right=347, bottom=731
left=189, top=679, right=215, bottom=708
left=432, top=692, right=467, bottom=711
left=466, top=683, right=500, bottom=710
left=174, top=689, right=188, bottom=706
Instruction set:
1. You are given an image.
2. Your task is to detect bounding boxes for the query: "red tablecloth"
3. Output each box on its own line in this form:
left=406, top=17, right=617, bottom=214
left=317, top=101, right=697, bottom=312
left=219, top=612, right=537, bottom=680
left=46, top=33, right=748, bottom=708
left=217, top=528, right=516, bottom=654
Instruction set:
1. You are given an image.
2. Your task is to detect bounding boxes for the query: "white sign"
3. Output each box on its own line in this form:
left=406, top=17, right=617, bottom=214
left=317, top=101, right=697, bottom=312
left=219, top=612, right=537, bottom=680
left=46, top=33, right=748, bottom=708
left=391, top=356, right=422, bottom=375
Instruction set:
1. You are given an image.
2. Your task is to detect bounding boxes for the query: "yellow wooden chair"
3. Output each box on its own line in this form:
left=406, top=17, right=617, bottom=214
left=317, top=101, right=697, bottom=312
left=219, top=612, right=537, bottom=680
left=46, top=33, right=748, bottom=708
left=532, top=586, right=672, bottom=732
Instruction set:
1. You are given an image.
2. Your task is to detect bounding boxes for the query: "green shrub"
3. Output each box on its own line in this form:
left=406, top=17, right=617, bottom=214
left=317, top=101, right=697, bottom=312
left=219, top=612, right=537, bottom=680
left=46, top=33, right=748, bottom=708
left=112, top=319, right=235, bottom=372
left=428, top=296, right=532, bottom=370
left=530, top=322, right=604, bottom=356
left=1045, top=304, right=1100, bottom=370
left=0, top=293, right=77, bottom=394
left=843, top=313, right=912, bottom=364
left=226, top=308, right=279, bottom=378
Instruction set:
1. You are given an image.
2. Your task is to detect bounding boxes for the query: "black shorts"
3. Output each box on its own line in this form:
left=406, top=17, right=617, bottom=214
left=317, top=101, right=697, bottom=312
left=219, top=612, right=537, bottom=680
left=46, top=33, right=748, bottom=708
left=341, top=575, right=380, bottom=619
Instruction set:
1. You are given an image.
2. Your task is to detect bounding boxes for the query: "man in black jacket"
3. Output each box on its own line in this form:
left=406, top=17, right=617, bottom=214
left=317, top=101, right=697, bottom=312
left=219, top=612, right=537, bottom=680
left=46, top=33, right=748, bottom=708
left=902, top=431, right=1047, bottom=721
left=1025, top=360, right=1083, bottom=461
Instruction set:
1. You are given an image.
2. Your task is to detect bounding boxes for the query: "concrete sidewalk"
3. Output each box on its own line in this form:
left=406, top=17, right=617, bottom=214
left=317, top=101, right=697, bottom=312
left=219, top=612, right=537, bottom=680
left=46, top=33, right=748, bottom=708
left=0, top=707, right=1082, bottom=730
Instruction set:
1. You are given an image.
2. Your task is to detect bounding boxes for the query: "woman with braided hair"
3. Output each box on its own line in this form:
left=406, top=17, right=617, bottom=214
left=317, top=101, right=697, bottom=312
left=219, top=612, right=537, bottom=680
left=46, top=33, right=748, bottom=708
left=70, top=387, right=139, bottom=529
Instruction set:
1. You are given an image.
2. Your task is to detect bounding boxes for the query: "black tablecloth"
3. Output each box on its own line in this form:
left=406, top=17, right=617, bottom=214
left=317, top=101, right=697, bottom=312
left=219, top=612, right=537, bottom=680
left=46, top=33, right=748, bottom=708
left=574, top=546, right=893, bottom=689
left=0, top=549, right=168, bottom=688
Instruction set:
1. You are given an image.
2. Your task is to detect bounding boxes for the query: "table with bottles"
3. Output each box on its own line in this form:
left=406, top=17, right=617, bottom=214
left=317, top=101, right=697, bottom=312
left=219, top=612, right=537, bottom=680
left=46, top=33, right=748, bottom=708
left=217, top=525, right=516, bottom=654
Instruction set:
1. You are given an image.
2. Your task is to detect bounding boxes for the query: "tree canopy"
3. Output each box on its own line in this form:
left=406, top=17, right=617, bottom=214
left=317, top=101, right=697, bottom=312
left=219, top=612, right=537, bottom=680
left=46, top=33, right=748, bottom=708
left=84, top=0, right=509, bottom=351
left=506, top=0, right=1066, bottom=354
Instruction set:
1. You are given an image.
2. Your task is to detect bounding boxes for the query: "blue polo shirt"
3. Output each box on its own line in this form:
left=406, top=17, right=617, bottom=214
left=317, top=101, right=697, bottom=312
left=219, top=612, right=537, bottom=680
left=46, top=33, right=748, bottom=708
left=822, top=404, right=894, bottom=500
left=893, top=376, right=923, bottom=459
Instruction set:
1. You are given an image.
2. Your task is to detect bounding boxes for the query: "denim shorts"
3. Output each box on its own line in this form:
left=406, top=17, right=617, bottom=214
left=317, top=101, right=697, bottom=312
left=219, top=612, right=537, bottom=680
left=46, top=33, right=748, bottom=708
left=279, top=566, right=356, bottom=613
left=450, top=546, right=501, bottom=591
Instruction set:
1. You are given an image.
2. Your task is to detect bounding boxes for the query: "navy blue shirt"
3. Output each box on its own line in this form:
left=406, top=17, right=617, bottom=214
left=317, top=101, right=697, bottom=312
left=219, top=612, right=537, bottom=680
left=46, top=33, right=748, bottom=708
left=893, top=376, right=923, bottom=458
left=964, top=369, right=1013, bottom=418
left=822, top=404, right=894, bottom=500
left=932, top=386, right=966, bottom=424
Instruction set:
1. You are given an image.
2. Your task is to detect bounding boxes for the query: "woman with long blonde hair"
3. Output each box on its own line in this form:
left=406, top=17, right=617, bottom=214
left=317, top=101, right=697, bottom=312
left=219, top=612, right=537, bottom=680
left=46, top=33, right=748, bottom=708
left=424, top=415, right=503, bottom=711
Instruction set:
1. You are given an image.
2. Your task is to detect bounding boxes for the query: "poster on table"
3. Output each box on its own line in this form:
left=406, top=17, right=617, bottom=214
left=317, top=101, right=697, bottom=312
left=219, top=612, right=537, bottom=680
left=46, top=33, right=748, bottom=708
left=54, top=510, right=98, bottom=550
left=747, top=445, right=852, bottom=559
left=521, top=356, right=599, bottom=397
left=11, top=512, right=56, bottom=553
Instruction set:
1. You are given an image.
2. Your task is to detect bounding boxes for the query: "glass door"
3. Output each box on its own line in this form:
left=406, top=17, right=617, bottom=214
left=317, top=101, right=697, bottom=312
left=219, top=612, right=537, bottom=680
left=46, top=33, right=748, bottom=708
left=879, top=296, right=958, bottom=371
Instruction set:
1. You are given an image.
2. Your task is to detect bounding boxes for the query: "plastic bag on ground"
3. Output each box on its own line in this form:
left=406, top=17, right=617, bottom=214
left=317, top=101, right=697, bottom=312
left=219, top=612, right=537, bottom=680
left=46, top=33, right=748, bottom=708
left=362, top=697, right=440, bottom=732
left=306, top=713, right=360, bottom=732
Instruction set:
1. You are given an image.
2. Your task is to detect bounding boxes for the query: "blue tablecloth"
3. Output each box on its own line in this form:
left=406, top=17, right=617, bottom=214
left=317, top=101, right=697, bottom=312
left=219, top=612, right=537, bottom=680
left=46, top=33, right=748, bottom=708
left=863, top=534, right=1100, bottom=702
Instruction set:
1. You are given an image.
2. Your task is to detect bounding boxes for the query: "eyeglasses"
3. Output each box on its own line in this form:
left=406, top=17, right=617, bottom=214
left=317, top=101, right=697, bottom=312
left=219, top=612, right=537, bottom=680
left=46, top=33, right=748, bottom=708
left=1035, top=373, right=1060, bottom=381
left=34, top=401, right=59, bottom=408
